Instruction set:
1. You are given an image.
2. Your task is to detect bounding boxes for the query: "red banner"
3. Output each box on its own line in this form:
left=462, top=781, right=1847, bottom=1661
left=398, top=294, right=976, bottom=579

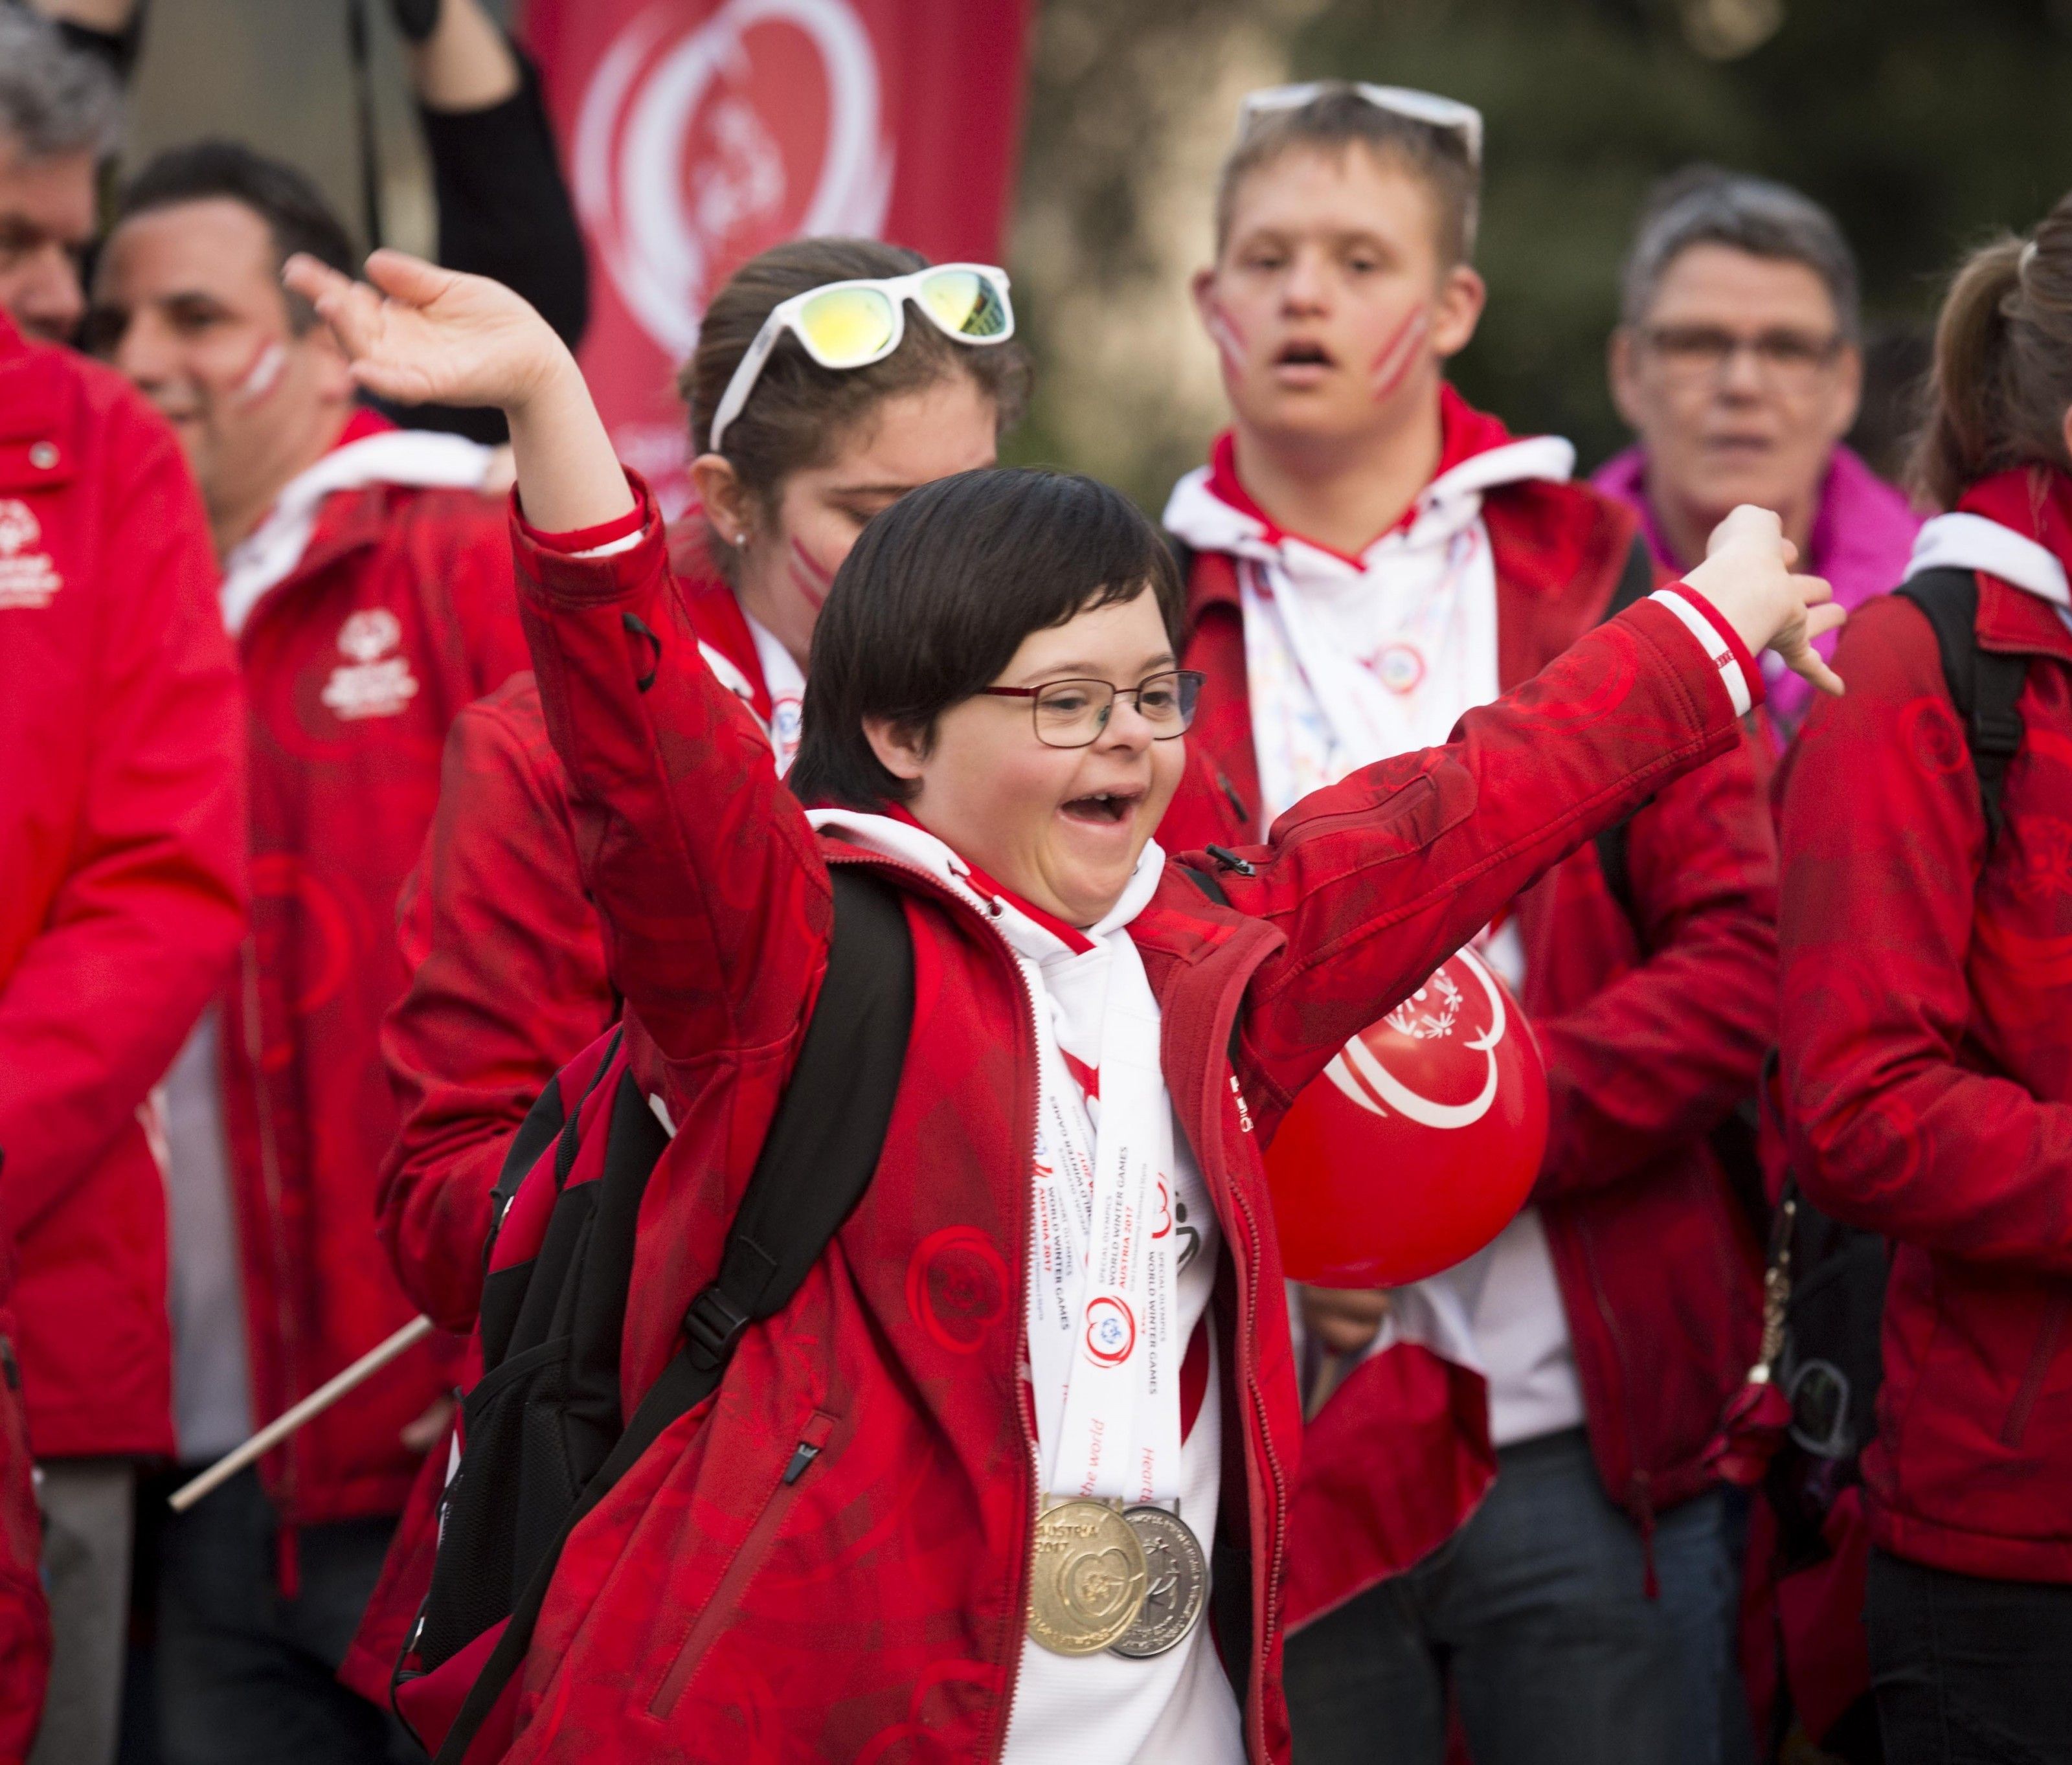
left=524, top=0, right=1032, bottom=514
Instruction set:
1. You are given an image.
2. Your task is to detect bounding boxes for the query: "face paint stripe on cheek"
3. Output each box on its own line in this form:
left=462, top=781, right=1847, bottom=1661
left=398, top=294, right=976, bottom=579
left=1368, top=306, right=1430, bottom=403
left=232, top=339, right=287, bottom=407
left=1205, top=298, right=1249, bottom=383
left=788, top=536, right=836, bottom=611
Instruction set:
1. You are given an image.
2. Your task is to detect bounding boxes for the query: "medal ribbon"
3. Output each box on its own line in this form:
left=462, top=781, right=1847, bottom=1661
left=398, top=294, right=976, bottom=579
left=1024, top=934, right=1182, bottom=1509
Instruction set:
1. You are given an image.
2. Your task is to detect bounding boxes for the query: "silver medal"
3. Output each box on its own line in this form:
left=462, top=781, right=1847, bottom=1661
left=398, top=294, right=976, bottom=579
left=1108, top=1505, right=1208, bottom=1658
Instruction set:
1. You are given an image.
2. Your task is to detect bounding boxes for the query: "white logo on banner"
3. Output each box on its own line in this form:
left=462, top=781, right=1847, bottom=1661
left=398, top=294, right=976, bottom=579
left=1322, top=947, right=1510, bottom=1130
left=572, top=0, right=895, bottom=362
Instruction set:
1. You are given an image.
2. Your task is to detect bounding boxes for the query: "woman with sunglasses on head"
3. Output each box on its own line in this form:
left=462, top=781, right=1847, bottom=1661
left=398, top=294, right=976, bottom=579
left=1777, top=196, right=2072, bottom=1764
left=287, top=241, right=1836, bottom=1762
left=338, top=240, right=1021, bottom=1701
left=372, top=239, right=1023, bottom=1345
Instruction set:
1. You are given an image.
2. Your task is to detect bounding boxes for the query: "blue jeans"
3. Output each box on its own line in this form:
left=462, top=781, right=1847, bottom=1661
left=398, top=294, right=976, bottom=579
left=1284, top=1428, right=1739, bottom=1765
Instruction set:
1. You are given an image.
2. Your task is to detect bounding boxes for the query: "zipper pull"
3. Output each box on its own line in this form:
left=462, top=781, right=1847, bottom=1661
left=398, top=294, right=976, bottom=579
left=782, top=1440, right=822, bottom=1485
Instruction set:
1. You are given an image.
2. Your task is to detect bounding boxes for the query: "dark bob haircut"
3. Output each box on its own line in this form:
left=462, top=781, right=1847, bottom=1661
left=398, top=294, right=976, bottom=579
left=789, top=468, right=1187, bottom=812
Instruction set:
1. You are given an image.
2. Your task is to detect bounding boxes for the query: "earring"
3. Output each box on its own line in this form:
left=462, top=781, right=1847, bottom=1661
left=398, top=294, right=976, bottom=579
left=732, top=531, right=749, bottom=549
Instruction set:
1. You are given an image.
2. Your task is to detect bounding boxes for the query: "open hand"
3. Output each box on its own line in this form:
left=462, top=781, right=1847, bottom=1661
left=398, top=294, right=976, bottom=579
left=1682, top=504, right=1847, bottom=697
left=284, top=249, right=568, bottom=414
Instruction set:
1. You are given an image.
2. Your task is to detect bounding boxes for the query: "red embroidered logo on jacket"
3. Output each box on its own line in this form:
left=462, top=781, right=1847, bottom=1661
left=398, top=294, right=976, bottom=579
left=0, top=499, right=62, bottom=609
left=321, top=608, right=420, bottom=720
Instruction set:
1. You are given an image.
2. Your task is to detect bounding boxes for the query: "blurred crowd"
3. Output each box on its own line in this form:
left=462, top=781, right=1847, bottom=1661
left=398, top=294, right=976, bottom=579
left=1, top=3, right=2067, bottom=1764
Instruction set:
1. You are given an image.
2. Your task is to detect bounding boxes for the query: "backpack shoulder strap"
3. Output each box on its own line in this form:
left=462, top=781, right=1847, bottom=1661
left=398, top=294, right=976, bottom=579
left=433, top=866, right=914, bottom=1765
left=1593, top=533, right=1660, bottom=924
left=1895, top=567, right=2027, bottom=849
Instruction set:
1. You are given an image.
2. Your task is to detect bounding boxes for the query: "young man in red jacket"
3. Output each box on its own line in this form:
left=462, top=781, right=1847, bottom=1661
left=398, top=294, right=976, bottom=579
left=1, top=21, right=247, bottom=1765
left=85, top=143, right=525, bottom=1763
left=1158, top=85, right=1777, bottom=1764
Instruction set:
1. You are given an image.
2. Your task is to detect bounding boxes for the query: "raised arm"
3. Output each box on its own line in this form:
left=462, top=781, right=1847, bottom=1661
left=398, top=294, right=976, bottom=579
left=287, top=251, right=831, bottom=1072
left=1217, top=512, right=1838, bottom=1129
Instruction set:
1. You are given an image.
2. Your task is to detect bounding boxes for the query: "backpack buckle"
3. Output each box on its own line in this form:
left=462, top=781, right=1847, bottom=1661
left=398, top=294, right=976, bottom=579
left=1974, top=707, right=2024, bottom=759
left=683, top=1286, right=751, bottom=1369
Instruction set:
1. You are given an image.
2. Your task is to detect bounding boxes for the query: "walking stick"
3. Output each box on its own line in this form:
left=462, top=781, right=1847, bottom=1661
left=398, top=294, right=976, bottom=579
left=168, top=1314, right=436, bottom=1512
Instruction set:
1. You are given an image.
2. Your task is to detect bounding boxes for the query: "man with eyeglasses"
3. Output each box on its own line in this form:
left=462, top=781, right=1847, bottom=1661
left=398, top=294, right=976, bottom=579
left=1597, top=168, right=1919, bottom=743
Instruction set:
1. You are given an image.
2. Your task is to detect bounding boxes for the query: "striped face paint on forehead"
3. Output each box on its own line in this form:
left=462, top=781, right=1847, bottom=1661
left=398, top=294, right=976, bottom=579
left=1369, top=305, right=1430, bottom=403
left=789, top=535, right=837, bottom=611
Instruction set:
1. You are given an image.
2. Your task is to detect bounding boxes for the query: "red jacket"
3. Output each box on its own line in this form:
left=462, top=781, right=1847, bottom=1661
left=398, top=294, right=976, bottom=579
left=217, top=436, right=528, bottom=1525
left=1162, top=438, right=1774, bottom=1555
left=1779, top=565, right=2072, bottom=1584
left=378, top=567, right=770, bottom=1333
left=491, top=478, right=1748, bottom=1761
left=343, top=568, right=782, bottom=1705
left=0, top=311, right=245, bottom=1461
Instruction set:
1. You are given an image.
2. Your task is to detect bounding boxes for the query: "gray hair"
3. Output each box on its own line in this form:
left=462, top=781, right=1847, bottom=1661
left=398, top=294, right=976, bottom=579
left=0, top=10, right=123, bottom=162
left=1619, top=167, right=1861, bottom=341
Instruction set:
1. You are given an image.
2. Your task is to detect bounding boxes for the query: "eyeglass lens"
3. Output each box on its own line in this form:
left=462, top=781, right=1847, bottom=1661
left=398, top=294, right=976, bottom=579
left=1033, top=673, right=1200, bottom=747
left=1645, top=324, right=1842, bottom=386
left=796, top=286, right=900, bottom=366
left=919, top=269, right=1011, bottom=340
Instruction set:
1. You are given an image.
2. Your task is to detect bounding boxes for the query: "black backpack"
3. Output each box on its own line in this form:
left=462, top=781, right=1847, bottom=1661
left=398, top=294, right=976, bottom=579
left=393, top=868, right=915, bottom=1764
left=1756, top=568, right=2024, bottom=1550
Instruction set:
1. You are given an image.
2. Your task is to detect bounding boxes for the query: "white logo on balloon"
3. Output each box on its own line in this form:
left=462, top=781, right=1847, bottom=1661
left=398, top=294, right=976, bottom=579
left=572, top=0, right=895, bottom=361
left=1323, top=947, right=1509, bottom=1130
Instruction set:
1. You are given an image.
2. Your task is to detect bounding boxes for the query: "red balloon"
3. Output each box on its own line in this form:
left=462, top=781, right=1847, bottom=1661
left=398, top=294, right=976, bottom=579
left=1264, top=948, right=1549, bottom=1288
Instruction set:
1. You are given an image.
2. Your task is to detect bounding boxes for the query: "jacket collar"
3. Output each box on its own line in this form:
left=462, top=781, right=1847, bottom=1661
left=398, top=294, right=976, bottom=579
left=1166, top=385, right=1573, bottom=574
left=1908, top=465, right=2072, bottom=667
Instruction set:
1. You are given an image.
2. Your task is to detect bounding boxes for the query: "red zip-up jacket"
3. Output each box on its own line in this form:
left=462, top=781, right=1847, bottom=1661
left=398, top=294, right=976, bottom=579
left=0, top=311, right=245, bottom=1462
left=215, top=439, right=528, bottom=1526
left=490, top=477, right=1751, bottom=1760
left=339, top=568, right=788, bottom=1706
left=1161, top=423, right=1774, bottom=1556
left=377, top=567, right=772, bottom=1333
left=1779, top=563, right=2072, bottom=1585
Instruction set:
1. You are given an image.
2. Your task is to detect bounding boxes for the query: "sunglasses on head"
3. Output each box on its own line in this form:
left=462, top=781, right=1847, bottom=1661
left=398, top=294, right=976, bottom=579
left=1236, top=82, right=1484, bottom=166
left=706, top=263, right=1015, bottom=455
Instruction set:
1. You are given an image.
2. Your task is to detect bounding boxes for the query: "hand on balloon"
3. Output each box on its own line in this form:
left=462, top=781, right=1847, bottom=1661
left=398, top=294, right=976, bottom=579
left=1680, top=504, right=1847, bottom=697
left=1300, top=1285, right=1391, bottom=1356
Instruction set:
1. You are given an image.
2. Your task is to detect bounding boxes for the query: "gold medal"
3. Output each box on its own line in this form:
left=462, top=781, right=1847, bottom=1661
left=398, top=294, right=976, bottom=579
left=1026, top=1499, right=1149, bottom=1656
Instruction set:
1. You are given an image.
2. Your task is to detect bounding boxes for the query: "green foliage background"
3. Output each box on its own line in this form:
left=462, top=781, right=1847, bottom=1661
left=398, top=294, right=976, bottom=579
left=1004, top=0, right=2072, bottom=507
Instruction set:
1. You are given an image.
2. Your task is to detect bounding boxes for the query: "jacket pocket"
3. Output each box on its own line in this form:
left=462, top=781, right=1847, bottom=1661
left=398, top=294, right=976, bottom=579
left=646, top=1408, right=839, bottom=1720
left=2001, top=1290, right=2069, bottom=1452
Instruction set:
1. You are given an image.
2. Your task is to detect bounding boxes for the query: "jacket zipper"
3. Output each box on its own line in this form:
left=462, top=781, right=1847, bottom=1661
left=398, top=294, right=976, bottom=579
left=648, top=1409, right=838, bottom=1718
left=984, top=898, right=1045, bottom=1763
left=1221, top=1165, right=1287, bottom=1760
left=240, top=943, right=304, bottom=1516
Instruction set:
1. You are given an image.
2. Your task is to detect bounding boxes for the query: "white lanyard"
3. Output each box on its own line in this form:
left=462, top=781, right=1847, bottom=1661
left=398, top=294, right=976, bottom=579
left=1023, top=941, right=1182, bottom=1509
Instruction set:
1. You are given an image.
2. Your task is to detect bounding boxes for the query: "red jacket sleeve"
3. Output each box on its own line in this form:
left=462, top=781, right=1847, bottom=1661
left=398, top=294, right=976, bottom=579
left=0, top=410, right=246, bottom=1237
left=1215, top=598, right=1748, bottom=1126
left=1780, top=594, right=2072, bottom=1276
left=379, top=675, right=616, bottom=1331
left=1530, top=725, right=1777, bottom=1202
left=511, top=482, right=829, bottom=1084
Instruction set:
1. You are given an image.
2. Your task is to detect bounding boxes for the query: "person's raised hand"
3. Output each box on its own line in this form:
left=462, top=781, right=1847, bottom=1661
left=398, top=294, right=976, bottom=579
left=283, top=249, right=568, bottom=416
left=1680, top=504, right=1847, bottom=698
